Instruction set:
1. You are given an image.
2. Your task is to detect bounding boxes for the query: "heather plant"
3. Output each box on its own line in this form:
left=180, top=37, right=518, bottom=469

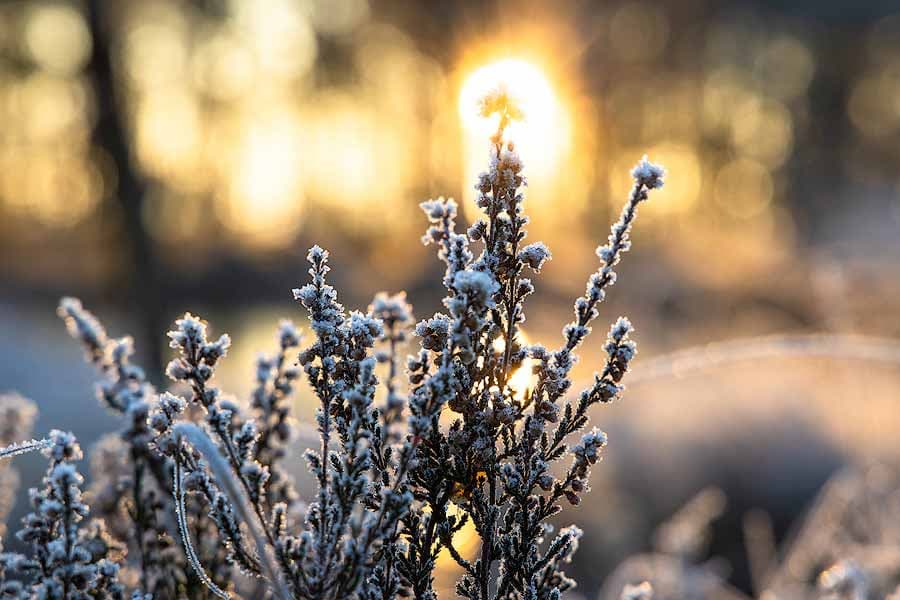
left=0, top=429, right=128, bottom=598
left=0, top=85, right=667, bottom=600
left=56, top=297, right=232, bottom=598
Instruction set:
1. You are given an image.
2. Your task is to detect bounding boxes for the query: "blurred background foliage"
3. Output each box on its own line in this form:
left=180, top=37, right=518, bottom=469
left=1, top=0, right=900, bottom=597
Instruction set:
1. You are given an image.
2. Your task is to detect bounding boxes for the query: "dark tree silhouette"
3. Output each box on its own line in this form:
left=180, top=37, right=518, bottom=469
left=86, top=0, right=164, bottom=376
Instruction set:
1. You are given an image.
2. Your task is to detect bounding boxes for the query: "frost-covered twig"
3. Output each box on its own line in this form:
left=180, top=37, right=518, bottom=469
left=174, top=423, right=292, bottom=600
left=0, top=438, right=52, bottom=460
left=57, top=298, right=213, bottom=597
left=173, top=454, right=231, bottom=600
left=1, top=430, right=126, bottom=598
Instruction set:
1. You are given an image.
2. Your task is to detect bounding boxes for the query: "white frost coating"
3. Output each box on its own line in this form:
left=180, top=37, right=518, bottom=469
left=0, top=438, right=52, bottom=460
left=174, top=456, right=231, bottom=600
left=630, top=155, right=665, bottom=189
left=174, top=423, right=292, bottom=600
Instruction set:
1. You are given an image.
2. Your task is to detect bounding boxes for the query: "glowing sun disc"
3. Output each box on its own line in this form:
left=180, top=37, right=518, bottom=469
left=458, top=58, right=569, bottom=212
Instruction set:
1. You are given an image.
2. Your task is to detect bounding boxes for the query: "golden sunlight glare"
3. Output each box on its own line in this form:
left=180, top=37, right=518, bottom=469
left=492, top=331, right=537, bottom=402
left=458, top=59, right=569, bottom=213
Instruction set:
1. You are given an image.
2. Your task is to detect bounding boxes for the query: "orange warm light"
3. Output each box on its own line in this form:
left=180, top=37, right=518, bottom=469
left=458, top=58, right=571, bottom=216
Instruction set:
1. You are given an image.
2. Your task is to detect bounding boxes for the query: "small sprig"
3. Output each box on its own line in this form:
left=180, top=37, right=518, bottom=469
left=0, top=438, right=52, bottom=460
left=1, top=430, right=126, bottom=598
left=395, top=89, right=664, bottom=600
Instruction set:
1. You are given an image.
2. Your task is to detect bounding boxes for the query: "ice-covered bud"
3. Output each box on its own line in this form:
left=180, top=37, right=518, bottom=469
left=167, top=313, right=207, bottom=355
left=241, top=461, right=270, bottom=503
left=369, top=292, right=414, bottom=330
left=292, top=285, right=317, bottom=305
left=476, top=172, right=492, bottom=194
left=235, top=420, right=259, bottom=460
left=573, top=428, right=607, bottom=470
left=166, top=358, right=192, bottom=381
left=597, top=245, right=618, bottom=265
left=49, top=463, right=84, bottom=500
left=158, top=391, right=186, bottom=418
left=467, top=220, right=488, bottom=242
left=414, top=314, right=452, bottom=351
left=148, top=412, right=169, bottom=433
left=610, top=316, right=633, bottom=341
left=499, top=145, right=523, bottom=173
left=517, top=278, right=536, bottom=299
left=200, top=334, right=231, bottom=366
left=278, top=319, right=301, bottom=349
left=307, top=244, right=329, bottom=265
left=525, top=415, right=545, bottom=440
left=559, top=525, right=583, bottom=561
left=630, top=155, right=665, bottom=190
left=348, top=312, right=383, bottom=354
left=192, top=363, right=211, bottom=382
left=109, top=336, right=134, bottom=365
left=492, top=143, right=526, bottom=190
left=420, top=197, right=457, bottom=223
left=519, top=242, right=552, bottom=272
left=604, top=318, right=637, bottom=383
left=537, top=473, right=555, bottom=491
left=452, top=270, right=499, bottom=308
left=501, top=463, right=522, bottom=490
left=536, top=399, right=560, bottom=423
left=57, top=297, right=108, bottom=361
left=44, top=429, right=82, bottom=463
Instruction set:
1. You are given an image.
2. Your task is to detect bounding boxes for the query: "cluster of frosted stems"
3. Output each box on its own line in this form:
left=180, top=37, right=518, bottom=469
left=1, top=90, right=667, bottom=599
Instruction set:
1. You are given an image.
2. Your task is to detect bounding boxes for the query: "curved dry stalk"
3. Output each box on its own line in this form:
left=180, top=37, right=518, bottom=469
left=173, top=454, right=231, bottom=600
left=0, top=438, right=52, bottom=460
left=173, top=423, right=292, bottom=600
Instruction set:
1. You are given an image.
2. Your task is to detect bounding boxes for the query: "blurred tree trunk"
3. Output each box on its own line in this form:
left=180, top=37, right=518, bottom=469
left=86, top=0, right=165, bottom=377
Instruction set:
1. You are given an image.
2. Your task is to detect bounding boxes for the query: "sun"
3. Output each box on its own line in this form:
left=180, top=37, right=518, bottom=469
left=458, top=58, right=570, bottom=214
left=458, top=59, right=566, bottom=163
left=459, top=59, right=557, bottom=139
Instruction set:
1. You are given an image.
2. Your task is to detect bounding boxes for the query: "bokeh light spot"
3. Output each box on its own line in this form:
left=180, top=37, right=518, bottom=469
left=24, top=3, right=92, bottom=74
left=714, top=158, right=773, bottom=219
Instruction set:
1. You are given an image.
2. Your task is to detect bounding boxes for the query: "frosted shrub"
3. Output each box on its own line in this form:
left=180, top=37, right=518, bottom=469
left=0, top=430, right=128, bottom=598
left=0, top=87, right=665, bottom=599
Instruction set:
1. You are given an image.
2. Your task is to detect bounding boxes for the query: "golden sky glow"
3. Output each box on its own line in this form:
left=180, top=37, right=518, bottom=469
left=0, top=0, right=850, bottom=294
